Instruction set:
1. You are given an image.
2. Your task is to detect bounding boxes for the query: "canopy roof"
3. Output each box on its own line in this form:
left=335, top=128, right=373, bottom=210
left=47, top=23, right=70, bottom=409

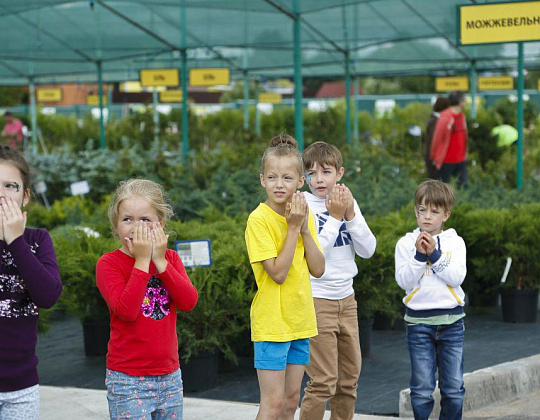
left=1, top=0, right=540, bottom=85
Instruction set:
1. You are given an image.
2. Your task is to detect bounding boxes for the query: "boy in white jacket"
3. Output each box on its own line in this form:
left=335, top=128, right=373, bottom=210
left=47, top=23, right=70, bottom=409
left=395, top=180, right=466, bottom=420
left=300, top=142, right=376, bottom=420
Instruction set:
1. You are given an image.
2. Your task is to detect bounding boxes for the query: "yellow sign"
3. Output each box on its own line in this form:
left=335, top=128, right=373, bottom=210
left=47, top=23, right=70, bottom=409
left=86, top=95, right=108, bottom=106
left=189, top=68, right=230, bottom=86
left=459, top=1, right=540, bottom=45
left=159, top=90, right=183, bottom=103
left=538, top=79, right=540, bottom=91
left=120, top=81, right=143, bottom=93
left=140, top=69, right=179, bottom=87
left=478, top=76, right=514, bottom=91
left=259, top=93, right=282, bottom=104
left=37, top=89, right=62, bottom=103
left=435, top=77, right=469, bottom=92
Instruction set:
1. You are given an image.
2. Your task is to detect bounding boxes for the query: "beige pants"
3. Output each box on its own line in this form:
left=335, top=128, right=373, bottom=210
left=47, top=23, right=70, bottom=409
left=300, top=294, right=362, bottom=420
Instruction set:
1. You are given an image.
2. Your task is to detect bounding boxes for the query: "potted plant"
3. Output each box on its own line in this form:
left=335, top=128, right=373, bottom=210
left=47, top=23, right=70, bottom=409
left=499, top=204, right=540, bottom=323
left=52, top=226, right=116, bottom=356
left=171, top=217, right=254, bottom=391
left=448, top=206, right=508, bottom=308
left=353, top=213, right=407, bottom=356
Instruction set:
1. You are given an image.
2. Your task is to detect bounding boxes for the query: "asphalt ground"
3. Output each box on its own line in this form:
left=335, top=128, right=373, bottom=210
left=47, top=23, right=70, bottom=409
left=36, top=307, right=540, bottom=416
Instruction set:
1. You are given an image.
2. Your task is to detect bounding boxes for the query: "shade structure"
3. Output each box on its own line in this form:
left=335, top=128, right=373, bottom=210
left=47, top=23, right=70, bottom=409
left=1, top=0, right=540, bottom=85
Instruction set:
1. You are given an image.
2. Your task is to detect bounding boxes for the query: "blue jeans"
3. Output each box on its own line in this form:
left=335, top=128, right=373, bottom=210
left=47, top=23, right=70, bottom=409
left=105, top=368, right=183, bottom=420
left=406, top=319, right=465, bottom=420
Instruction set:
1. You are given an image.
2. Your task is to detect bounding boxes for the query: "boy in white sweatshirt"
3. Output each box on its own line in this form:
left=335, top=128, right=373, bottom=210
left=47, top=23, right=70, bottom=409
left=299, top=142, right=376, bottom=420
left=395, top=180, right=466, bottom=420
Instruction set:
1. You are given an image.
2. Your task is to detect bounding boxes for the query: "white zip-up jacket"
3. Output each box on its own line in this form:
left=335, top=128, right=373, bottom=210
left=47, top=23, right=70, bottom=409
left=304, top=192, right=376, bottom=300
left=395, top=228, right=466, bottom=312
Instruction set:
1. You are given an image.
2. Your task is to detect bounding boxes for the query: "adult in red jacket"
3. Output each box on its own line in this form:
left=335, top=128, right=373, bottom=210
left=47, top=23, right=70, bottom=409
left=430, top=91, right=469, bottom=189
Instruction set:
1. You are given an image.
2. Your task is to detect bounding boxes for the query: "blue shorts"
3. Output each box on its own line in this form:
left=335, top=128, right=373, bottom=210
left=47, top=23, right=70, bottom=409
left=254, top=338, right=310, bottom=370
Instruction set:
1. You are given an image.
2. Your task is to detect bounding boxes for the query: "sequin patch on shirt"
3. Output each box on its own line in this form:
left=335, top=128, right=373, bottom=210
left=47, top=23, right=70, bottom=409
left=0, top=241, right=40, bottom=318
left=141, top=275, right=170, bottom=320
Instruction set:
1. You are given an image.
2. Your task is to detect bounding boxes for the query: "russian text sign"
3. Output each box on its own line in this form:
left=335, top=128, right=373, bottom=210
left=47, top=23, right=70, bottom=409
left=189, top=68, right=230, bottom=86
left=435, top=77, right=469, bottom=92
left=140, top=69, right=179, bottom=87
left=159, top=90, right=183, bottom=103
left=478, top=76, right=514, bottom=90
left=459, top=1, right=540, bottom=45
left=86, top=95, right=108, bottom=106
left=259, top=93, right=283, bottom=104
left=37, top=89, right=62, bottom=102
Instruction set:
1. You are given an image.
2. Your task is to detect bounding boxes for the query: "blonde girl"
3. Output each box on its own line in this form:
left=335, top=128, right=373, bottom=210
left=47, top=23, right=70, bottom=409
left=245, top=135, right=325, bottom=420
left=96, top=179, right=198, bottom=420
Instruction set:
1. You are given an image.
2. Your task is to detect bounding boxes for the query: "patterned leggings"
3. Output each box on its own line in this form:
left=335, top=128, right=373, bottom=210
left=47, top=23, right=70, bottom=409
left=0, top=384, right=39, bottom=420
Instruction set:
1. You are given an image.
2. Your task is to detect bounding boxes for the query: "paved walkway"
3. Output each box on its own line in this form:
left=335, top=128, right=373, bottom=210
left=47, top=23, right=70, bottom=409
left=40, top=386, right=397, bottom=419
left=40, top=385, right=540, bottom=419
left=36, top=307, right=540, bottom=416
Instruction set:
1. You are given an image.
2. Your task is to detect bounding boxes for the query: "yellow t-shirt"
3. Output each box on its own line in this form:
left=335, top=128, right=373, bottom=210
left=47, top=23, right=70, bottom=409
left=245, top=203, right=321, bottom=342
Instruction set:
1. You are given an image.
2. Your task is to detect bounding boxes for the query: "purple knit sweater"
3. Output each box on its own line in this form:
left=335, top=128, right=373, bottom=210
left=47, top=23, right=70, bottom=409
left=0, top=228, right=62, bottom=392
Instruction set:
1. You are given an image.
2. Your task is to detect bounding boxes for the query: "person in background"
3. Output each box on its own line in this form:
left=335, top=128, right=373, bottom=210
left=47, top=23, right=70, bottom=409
left=430, top=91, right=469, bottom=189
left=1, top=113, right=24, bottom=150
left=423, top=97, right=450, bottom=179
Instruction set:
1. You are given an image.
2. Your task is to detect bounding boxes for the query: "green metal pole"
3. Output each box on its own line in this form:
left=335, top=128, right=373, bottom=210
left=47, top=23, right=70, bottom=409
left=293, top=0, right=303, bottom=151
left=28, top=77, right=38, bottom=154
left=243, top=71, right=250, bottom=131
left=107, top=84, right=113, bottom=120
left=180, top=0, right=189, bottom=163
left=353, top=77, right=359, bottom=142
left=517, top=42, right=524, bottom=190
left=470, top=60, right=477, bottom=120
left=97, top=61, right=106, bottom=149
left=153, top=89, right=159, bottom=145
left=255, top=79, right=261, bottom=137
left=345, top=52, right=351, bottom=146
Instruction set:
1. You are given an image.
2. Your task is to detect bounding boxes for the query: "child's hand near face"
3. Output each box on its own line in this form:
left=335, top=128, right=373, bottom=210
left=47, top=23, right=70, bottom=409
left=341, top=184, right=355, bottom=221
left=1, top=197, right=27, bottom=245
left=325, top=184, right=347, bottom=221
left=286, top=192, right=307, bottom=234
left=151, top=222, right=169, bottom=273
left=416, top=231, right=436, bottom=256
left=126, top=222, right=153, bottom=263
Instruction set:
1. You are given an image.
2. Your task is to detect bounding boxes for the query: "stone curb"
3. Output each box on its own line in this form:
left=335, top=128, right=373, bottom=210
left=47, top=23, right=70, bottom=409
left=399, top=353, right=540, bottom=418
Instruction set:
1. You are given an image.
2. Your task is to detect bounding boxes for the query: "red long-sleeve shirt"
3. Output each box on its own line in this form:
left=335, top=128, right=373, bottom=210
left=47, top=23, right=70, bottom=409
left=96, top=249, right=198, bottom=376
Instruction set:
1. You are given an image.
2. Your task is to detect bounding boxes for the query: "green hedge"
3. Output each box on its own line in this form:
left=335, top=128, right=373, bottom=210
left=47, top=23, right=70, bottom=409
left=43, top=203, right=540, bottom=359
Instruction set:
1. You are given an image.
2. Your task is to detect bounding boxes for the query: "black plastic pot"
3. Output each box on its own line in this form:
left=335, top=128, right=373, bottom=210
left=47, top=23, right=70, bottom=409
left=501, top=289, right=539, bottom=323
left=82, top=318, right=110, bottom=357
left=468, top=290, right=499, bottom=307
left=181, top=349, right=219, bottom=392
left=373, top=312, right=393, bottom=330
left=359, top=318, right=374, bottom=358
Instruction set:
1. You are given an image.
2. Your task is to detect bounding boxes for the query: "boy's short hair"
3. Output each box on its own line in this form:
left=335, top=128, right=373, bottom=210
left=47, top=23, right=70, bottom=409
left=303, top=141, right=343, bottom=171
left=415, top=180, right=455, bottom=212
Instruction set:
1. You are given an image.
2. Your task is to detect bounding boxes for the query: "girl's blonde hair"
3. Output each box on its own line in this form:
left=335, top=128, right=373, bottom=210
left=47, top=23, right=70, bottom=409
left=260, top=133, right=303, bottom=176
left=108, top=179, right=174, bottom=234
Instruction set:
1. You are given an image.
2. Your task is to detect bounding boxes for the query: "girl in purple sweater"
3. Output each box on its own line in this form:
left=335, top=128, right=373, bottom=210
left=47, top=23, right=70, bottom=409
left=0, top=146, right=62, bottom=420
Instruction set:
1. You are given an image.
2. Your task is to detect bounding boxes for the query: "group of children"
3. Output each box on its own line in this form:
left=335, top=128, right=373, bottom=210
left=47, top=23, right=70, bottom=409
left=0, top=138, right=467, bottom=420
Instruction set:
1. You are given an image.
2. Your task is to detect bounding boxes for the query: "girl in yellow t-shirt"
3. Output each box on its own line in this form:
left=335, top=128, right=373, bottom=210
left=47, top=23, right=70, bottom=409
left=245, top=134, right=325, bottom=420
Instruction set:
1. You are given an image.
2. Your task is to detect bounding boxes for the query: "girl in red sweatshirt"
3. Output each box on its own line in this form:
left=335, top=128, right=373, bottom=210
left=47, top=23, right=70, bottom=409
left=96, top=179, right=198, bottom=420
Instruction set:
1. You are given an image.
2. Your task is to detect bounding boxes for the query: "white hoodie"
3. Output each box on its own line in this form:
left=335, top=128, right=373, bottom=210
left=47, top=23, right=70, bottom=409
left=395, top=227, right=466, bottom=311
left=304, top=191, right=376, bottom=300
